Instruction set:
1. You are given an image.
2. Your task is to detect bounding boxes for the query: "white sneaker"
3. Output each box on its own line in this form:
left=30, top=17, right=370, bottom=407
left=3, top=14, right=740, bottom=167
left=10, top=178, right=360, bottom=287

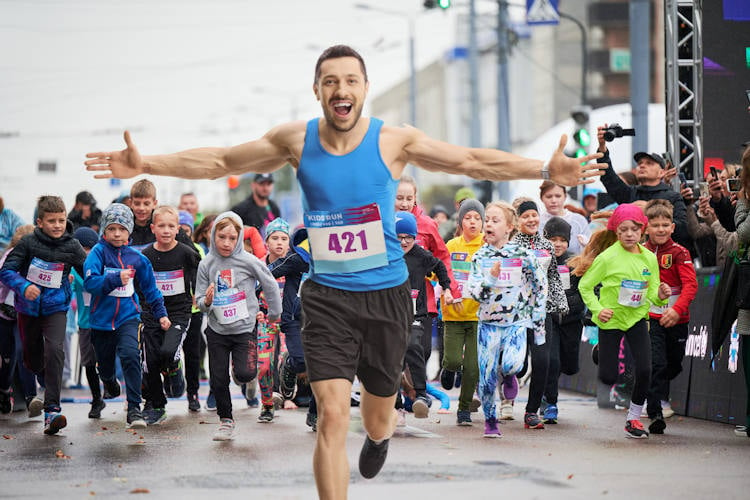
left=499, top=400, right=514, bottom=420
left=27, top=396, right=44, bottom=418
left=661, top=401, right=675, bottom=418
left=213, top=418, right=235, bottom=441
left=396, top=409, right=407, bottom=427
left=734, top=425, right=748, bottom=437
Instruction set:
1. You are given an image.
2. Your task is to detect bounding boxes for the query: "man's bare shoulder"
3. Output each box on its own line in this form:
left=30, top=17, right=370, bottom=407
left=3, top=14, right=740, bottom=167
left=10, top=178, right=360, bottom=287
left=265, top=120, right=308, bottom=147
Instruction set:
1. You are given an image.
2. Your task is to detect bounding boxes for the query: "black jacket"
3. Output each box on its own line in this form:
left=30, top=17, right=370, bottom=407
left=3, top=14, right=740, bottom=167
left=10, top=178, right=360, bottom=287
left=267, top=250, right=309, bottom=328
left=555, top=250, right=585, bottom=325
left=231, top=196, right=281, bottom=232
left=404, top=244, right=451, bottom=320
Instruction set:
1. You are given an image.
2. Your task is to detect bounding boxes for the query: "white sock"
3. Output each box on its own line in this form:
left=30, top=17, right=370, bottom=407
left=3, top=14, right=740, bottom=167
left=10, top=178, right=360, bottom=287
left=627, top=403, right=643, bottom=422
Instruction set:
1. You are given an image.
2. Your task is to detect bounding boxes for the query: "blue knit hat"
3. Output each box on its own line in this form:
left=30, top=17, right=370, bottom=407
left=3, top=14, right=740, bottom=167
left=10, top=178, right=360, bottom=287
left=178, top=210, right=194, bottom=227
left=100, top=203, right=134, bottom=234
left=73, top=226, right=99, bottom=249
left=265, top=218, right=290, bottom=240
left=395, top=211, right=417, bottom=237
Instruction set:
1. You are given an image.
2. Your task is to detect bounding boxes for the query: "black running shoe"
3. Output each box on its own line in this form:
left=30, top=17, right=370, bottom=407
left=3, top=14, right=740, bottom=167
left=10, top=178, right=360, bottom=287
left=187, top=393, right=200, bottom=412
left=440, top=369, right=456, bottom=390
left=306, top=412, right=317, bottom=432
left=279, top=352, right=297, bottom=400
left=358, top=437, right=389, bottom=479
left=649, top=414, right=666, bottom=434
left=102, top=379, right=121, bottom=399
left=88, top=399, right=106, bottom=419
left=0, top=389, right=13, bottom=414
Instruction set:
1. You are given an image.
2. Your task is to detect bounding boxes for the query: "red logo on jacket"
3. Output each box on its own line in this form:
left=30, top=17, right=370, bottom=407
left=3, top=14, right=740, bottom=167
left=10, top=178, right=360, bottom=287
left=660, top=254, right=673, bottom=269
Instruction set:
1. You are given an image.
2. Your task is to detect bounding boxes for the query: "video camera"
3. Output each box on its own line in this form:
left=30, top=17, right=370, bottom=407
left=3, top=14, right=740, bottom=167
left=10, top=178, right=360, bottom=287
left=603, top=123, right=636, bottom=142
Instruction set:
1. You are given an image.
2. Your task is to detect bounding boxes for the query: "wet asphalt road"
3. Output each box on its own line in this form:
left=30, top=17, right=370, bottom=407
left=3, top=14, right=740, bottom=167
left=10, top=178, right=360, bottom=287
left=1, top=384, right=748, bottom=500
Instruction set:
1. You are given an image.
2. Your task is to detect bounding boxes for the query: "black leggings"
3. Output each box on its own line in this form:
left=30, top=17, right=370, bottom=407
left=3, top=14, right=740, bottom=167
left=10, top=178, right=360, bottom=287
left=598, top=319, right=651, bottom=406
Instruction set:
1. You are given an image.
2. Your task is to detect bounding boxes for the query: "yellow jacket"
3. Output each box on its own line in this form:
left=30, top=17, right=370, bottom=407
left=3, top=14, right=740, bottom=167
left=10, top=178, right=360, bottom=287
left=442, top=233, right=484, bottom=322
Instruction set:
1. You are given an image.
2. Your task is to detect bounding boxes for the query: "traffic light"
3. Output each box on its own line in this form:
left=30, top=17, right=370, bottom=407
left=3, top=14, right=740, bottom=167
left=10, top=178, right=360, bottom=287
left=570, top=105, right=592, bottom=163
left=424, top=0, right=451, bottom=9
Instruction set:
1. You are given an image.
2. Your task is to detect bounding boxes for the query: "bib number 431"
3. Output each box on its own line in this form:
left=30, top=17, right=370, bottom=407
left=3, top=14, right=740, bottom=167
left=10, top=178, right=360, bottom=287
left=328, top=230, right=369, bottom=254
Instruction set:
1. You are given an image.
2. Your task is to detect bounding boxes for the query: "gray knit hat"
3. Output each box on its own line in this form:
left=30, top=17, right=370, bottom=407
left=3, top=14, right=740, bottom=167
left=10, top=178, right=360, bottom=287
left=100, top=203, right=134, bottom=234
left=457, top=199, right=485, bottom=226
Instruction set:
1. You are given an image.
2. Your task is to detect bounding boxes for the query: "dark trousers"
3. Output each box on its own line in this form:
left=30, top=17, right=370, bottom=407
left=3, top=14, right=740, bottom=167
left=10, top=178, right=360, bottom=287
left=91, top=319, right=143, bottom=408
left=420, top=317, right=433, bottom=364
left=282, top=320, right=306, bottom=374
left=646, top=320, right=688, bottom=417
left=142, top=317, right=189, bottom=408
left=0, top=317, right=16, bottom=391
left=525, top=321, right=550, bottom=414
left=17, top=312, right=67, bottom=412
left=544, top=319, right=583, bottom=405
left=404, top=321, right=427, bottom=396
left=183, top=311, right=204, bottom=395
left=599, top=319, right=651, bottom=406
left=206, top=327, right=257, bottom=420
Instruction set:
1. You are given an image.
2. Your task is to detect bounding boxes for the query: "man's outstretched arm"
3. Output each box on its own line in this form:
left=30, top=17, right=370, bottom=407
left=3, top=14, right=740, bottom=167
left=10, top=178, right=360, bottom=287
left=85, top=122, right=304, bottom=180
left=399, top=127, right=604, bottom=187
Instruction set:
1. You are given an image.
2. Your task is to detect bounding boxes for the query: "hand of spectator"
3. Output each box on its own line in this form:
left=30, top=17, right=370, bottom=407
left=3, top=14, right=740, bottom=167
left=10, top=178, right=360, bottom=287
left=681, top=186, right=695, bottom=204
left=659, top=308, right=680, bottom=328
left=663, top=166, right=677, bottom=185
left=24, top=284, right=41, bottom=300
left=598, top=308, right=613, bottom=323
left=596, top=124, right=609, bottom=153
left=708, top=176, right=724, bottom=202
left=698, top=197, right=717, bottom=223
left=159, top=316, right=171, bottom=331
left=658, top=282, right=672, bottom=300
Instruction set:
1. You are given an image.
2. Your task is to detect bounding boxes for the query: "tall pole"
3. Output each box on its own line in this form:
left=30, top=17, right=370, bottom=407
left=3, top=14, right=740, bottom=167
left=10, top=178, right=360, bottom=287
left=409, top=17, right=417, bottom=129
left=630, top=0, right=650, bottom=154
left=469, top=0, right=481, bottom=149
left=495, top=0, right=511, bottom=201
left=558, top=12, right=588, bottom=105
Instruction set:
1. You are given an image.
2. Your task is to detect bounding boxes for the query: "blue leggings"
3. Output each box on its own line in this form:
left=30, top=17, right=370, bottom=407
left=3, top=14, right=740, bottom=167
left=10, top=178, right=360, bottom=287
left=477, top=322, right=527, bottom=420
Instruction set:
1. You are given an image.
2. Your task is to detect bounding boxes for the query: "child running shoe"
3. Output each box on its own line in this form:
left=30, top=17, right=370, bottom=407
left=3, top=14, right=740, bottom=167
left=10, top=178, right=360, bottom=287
left=205, top=391, right=217, bottom=411
left=43, top=411, right=67, bottom=435
left=279, top=352, right=298, bottom=400
left=257, top=405, right=274, bottom=423
left=0, top=389, right=13, bottom=414
left=456, top=410, right=472, bottom=426
left=499, top=400, right=514, bottom=420
left=624, top=419, right=649, bottom=439
left=26, top=396, right=44, bottom=418
left=213, top=418, right=235, bottom=441
left=88, top=399, right=106, bottom=419
left=543, top=404, right=558, bottom=424
left=144, top=407, right=167, bottom=425
left=524, top=412, right=545, bottom=429
left=306, top=412, right=317, bottom=432
left=412, top=396, right=430, bottom=419
left=440, top=369, right=456, bottom=390
left=102, top=379, right=121, bottom=400
left=126, top=407, right=147, bottom=429
left=648, top=414, right=666, bottom=434
left=187, top=393, right=200, bottom=412
left=483, top=417, right=501, bottom=438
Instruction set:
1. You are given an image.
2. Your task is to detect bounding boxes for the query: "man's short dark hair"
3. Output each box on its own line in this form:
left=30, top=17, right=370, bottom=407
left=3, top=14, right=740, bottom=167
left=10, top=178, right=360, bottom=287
left=314, top=45, right=368, bottom=84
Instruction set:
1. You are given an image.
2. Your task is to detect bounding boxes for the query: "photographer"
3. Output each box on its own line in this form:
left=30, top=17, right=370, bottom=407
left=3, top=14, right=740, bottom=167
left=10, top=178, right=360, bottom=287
left=707, top=164, right=739, bottom=232
left=595, top=124, right=690, bottom=251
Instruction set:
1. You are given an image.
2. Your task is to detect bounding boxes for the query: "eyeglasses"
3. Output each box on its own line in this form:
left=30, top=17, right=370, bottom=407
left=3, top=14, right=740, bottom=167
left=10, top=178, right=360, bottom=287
left=398, top=235, right=415, bottom=242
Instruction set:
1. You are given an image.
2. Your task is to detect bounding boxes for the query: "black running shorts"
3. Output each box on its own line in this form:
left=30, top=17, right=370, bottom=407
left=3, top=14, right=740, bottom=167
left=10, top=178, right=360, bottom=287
left=300, top=279, right=412, bottom=397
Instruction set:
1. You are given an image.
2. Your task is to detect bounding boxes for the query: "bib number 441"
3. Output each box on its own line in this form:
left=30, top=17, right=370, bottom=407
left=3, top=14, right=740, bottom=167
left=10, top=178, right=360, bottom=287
left=328, top=230, right=368, bottom=254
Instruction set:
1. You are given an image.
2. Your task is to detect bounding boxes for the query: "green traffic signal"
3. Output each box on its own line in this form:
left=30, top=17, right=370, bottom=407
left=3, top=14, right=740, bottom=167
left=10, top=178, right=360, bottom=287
left=573, top=128, right=591, bottom=147
left=437, top=0, right=451, bottom=8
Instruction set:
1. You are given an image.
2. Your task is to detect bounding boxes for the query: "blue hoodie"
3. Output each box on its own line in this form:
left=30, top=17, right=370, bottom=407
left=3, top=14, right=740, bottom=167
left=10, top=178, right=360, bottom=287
left=83, top=237, right=167, bottom=331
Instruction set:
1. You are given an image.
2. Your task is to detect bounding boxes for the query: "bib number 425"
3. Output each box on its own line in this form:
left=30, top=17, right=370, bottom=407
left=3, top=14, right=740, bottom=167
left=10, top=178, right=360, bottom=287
left=328, top=230, right=368, bottom=254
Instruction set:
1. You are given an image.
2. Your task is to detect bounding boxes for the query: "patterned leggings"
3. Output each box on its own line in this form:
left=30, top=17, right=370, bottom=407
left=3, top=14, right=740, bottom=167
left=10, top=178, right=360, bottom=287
left=257, top=320, right=280, bottom=408
left=477, top=322, right=527, bottom=420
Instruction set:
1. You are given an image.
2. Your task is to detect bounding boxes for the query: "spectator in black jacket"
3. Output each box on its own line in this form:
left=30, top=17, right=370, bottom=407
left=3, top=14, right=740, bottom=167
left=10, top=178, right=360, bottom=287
left=68, top=191, right=102, bottom=232
left=230, top=173, right=281, bottom=236
left=595, top=124, right=691, bottom=251
left=707, top=164, right=738, bottom=232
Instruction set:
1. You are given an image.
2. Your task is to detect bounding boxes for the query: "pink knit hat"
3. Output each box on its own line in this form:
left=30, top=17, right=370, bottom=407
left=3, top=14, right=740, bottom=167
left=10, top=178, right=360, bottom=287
left=607, top=203, right=648, bottom=231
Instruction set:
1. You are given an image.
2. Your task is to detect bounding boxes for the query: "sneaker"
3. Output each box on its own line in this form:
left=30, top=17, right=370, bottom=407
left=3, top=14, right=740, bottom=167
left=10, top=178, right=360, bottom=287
left=126, top=407, right=147, bottom=429
left=543, top=404, right=558, bottom=424
left=396, top=408, right=407, bottom=427
left=0, top=389, right=13, bottom=414
left=440, top=369, right=456, bottom=390
left=102, top=379, right=121, bottom=400
left=26, top=396, right=44, bottom=418
left=624, top=419, right=649, bottom=439
left=469, top=397, right=481, bottom=413
left=358, top=436, right=389, bottom=479
left=733, top=425, right=749, bottom=437
left=205, top=391, right=217, bottom=411
left=456, top=410, right=472, bottom=426
left=213, top=418, right=235, bottom=441
left=279, top=352, right=298, bottom=400
left=499, top=400, right=514, bottom=420
left=272, top=392, right=284, bottom=410
left=483, top=417, right=501, bottom=438
left=163, top=362, right=186, bottom=399
left=187, top=393, right=200, bottom=412
left=412, top=396, right=429, bottom=419
left=257, top=405, right=274, bottom=423
left=246, top=396, right=259, bottom=408
left=502, top=374, right=519, bottom=400
left=648, top=414, right=666, bottom=434
left=524, top=412, right=545, bottom=429
left=306, top=412, right=318, bottom=432
left=143, top=407, right=167, bottom=425
left=661, top=401, right=675, bottom=418
left=88, top=399, right=106, bottom=419
left=43, top=411, right=67, bottom=435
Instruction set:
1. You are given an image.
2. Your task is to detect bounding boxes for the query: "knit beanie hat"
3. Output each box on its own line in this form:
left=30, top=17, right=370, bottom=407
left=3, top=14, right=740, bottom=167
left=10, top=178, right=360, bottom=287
left=265, top=218, right=290, bottom=240
left=543, top=216, right=571, bottom=242
left=178, top=210, right=194, bottom=227
left=607, top=203, right=648, bottom=231
left=517, top=200, right=539, bottom=217
left=395, top=211, right=418, bottom=237
left=458, top=199, right=485, bottom=225
left=73, top=226, right=99, bottom=249
left=100, top=203, right=134, bottom=234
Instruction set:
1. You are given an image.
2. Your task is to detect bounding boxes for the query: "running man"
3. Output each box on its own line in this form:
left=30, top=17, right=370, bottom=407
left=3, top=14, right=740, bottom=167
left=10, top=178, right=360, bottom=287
left=85, top=44, right=604, bottom=500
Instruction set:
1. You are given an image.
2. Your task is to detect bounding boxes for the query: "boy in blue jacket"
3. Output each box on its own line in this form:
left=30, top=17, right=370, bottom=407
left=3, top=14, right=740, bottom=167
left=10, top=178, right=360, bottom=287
left=0, top=195, right=87, bottom=435
left=84, top=203, right=170, bottom=429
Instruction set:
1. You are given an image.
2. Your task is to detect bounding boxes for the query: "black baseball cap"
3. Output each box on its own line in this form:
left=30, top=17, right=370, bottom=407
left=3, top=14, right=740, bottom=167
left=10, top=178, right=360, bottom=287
left=633, top=152, right=666, bottom=169
left=253, top=173, right=274, bottom=183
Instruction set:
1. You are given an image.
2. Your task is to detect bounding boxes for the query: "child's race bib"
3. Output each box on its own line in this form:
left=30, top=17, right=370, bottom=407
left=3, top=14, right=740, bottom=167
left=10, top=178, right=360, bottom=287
left=451, top=252, right=471, bottom=299
left=649, top=287, right=681, bottom=315
left=483, top=258, right=522, bottom=287
left=26, top=257, right=64, bottom=289
left=213, top=290, right=250, bottom=325
left=558, top=265, right=571, bottom=290
left=618, top=280, right=647, bottom=307
left=105, top=268, right=135, bottom=297
left=533, top=249, right=552, bottom=272
left=154, top=270, right=186, bottom=297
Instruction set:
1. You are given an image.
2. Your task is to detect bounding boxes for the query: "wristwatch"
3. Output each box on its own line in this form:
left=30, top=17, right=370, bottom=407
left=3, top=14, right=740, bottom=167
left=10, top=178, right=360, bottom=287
left=541, top=160, right=551, bottom=180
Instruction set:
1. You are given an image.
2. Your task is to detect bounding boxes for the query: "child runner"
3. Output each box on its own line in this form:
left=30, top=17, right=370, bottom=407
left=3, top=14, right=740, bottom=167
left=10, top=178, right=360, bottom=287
left=84, top=203, right=170, bottom=429
left=541, top=216, right=586, bottom=424
left=396, top=211, right=453, bottom=420
left=194, top=211, right=281, bottom=441
left=0, top=196, right=86, bottom=434
left=140, top=205, right=201, bottom=425
left=643, top=199, right=697, bottom=433
left=441, top=198, right=484, bottom=426
left=510, top=199, right=569, bottom=429
left=70, top=227, right=106, bottom=418
left=468, top=201, right=547, bottom=438
left=574, top=203, right=671, bottom=438
left=538, top=181, right=591, bottom=254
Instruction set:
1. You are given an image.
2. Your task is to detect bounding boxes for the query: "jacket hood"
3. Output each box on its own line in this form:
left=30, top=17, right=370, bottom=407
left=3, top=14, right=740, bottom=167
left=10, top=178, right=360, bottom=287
left=210, top=211, right=245, bottom=257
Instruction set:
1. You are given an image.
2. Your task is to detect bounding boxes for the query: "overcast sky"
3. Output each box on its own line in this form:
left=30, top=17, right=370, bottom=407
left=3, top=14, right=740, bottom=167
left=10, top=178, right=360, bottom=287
left=1, top=0, right=465, bottom=143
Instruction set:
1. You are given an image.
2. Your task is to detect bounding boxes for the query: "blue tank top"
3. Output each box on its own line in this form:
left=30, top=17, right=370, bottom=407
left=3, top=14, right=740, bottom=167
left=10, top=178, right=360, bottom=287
left=297, top=117, right=407, bottom=291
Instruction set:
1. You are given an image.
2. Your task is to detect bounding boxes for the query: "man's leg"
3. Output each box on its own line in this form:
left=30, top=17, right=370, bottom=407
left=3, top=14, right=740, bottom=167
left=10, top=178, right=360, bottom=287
left=310, top=378, right=353, bottom=500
